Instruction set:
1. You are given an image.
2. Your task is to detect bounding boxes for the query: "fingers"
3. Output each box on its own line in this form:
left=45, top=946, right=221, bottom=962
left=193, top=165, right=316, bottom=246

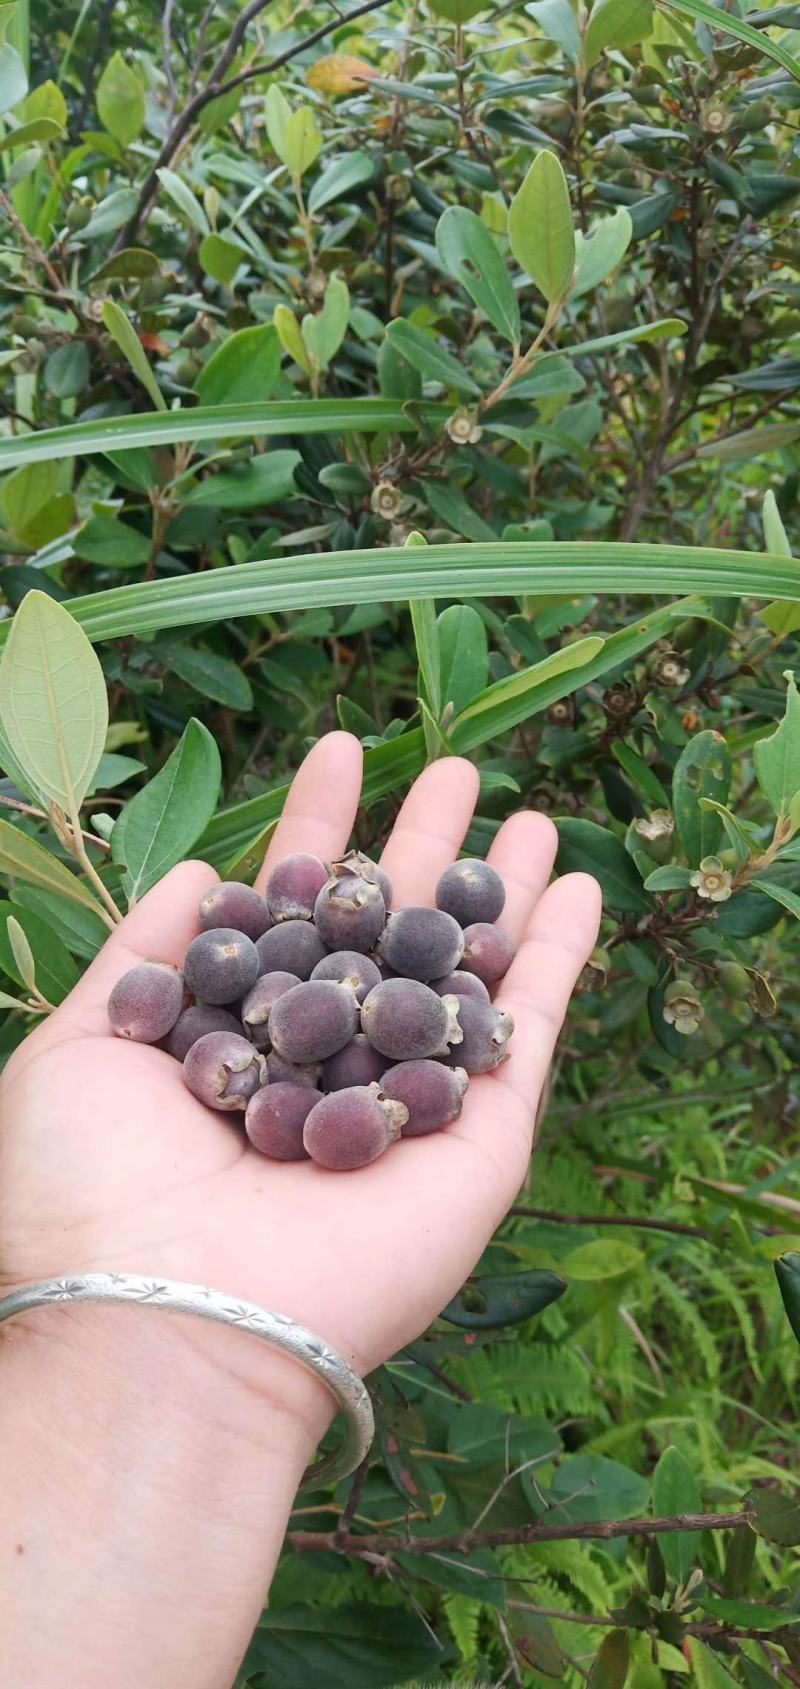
left=255, top=732, right=363, bottom=893
left=485, top=810, right=558, bottom=947
left=492, top=871, right=602, bottom=1106
left=47, top=859, right=220, bottom=1037
left=379, top=757, right=480, bottom=908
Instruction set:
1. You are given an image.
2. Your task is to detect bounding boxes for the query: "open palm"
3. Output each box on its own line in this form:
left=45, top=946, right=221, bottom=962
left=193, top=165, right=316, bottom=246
left=0, top=734, right=599, bottom=1394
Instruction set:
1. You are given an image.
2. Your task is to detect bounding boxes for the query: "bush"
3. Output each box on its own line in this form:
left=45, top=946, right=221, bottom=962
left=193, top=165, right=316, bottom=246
left=2, top=0, right=800, bottom=1682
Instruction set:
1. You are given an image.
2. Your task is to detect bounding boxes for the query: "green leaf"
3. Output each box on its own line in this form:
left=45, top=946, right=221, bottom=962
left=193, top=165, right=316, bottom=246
left=562, top=1239, right=644, bottom=1280
left=446, top=1403, right=560, bottom=1465
left=96, top=51, right=145, bottom=147
left=102, top=300, right=166, bottom=412
left=0, top=115, right=61, bottom=149
left=527, top=0, right=581, bottom=60
left=546, top=1454, right=650, bottom=1524
left=653, top=1446, right=702, bottom=1583
left=453, top=636, right=605, bottom=729
left=585, top=0, right=653, bottom=68
left=74, top=513, right=152, bottom=568
left=44, top=341, right=89, bottom=398
left=307, top=151, right=375, bottom=213
left=775, top=1251, right=800, bottom=1345
left=283, top=107, right=322, bottom=178
left=662, top=0, right=800, bottom=82
left=241, top=1605, right=455, bottom=1688
left=749, top=876, right=800, bottom=920
left=265, top=85, right=291, bottom=161
left=24, top=78, right=68, bottom=127
left=753, top=672, right=800, bottom=821
left=0, top=460, right=58, bottom=533
left=435, top=205, right=521, bottom=344
left=198, top=232, right=245, bottom=287
left=698, top=1595, right=800, bottom=1631
left=644, top=864, right=692, bottom=891
left=410, top=596, right=442, bottom=725
left=438, top=604, right=488, bottom=715
left=195, top=326, right=281, bottom=406
left=424, top=479, right=497, bottom=542
left=745, top=1486, right=800, bottom=1546
left=587, top=1630, right=630, bottom=1689
left=441, top=1270, right=566, bottom=1328
left=155, top=167, right=209, bottom=235
left=273, top=304, right=312, bottom=374
left=111, top=719, right=221, bottom=904
left=508, top=149, right=575, bottom=304
left=763, top=489, right=791, bottom=558
left=686, top=1640, right=740, bottom=1689
left=385, top=318, right=481, bottom=396
left=571, top=208, right=633, bottom=297
left=0, top=904, right=78, bottom=1003
left=159, top=645, right=253, bottom=710
left=9, top=886, right=108, bottom=960
left=0, top=590, right=107, bottom=811
left=184, top=450, right=300, bottom=509
left=672, top=731, right=731, bottom=865
left=556, top=817, right=654, bottom=913
left=0, top=42, right=27, bottom=117
left=0, top=820, right=108, bottom=917
left=302, top=274, right=350, bottom=371
left=611, top=740, right=669, bottom=807
left=698, top=422, right=800, bottom=463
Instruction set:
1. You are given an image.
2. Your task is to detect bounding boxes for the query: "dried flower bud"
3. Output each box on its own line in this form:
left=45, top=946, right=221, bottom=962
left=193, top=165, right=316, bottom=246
left=603, top=684, right=638, bottom=720
left=577, top=948, right=610, bottom=993
left=663, top=979, right=704, bottom=1036
left=371, top=481, right=402, bottom=519
left=386, top=172, right=411, bottom=203
left=445, top=409, right=483, bottom=446
left=547, top=699, right=575, bottom=727
left=652, top=650, right=690, bottom=687
left=689, top=855, right=733, bottom=903
left=633, top=808, right=675, bottom=863
left=701, top=101, right=731, bottom=134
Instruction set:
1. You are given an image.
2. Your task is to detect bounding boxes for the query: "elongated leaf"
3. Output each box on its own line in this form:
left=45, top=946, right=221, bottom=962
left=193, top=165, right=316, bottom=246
left=307, top=150, right=374, bottom=213
left=102, top=300, right=167, bottom=413
left=686, top=1640, right=739, bottom=1689
left=753, top=672, right=800, bottom=820
left=155, top=166, right=209, bottom=234
left=410, top=599, right=442, bottom=720
left=775, top=1251, right=800, bottom=1344
left=111, top=719, right=221, bottom=903
left=198, top=232, right=244, bottom=286
left=453, top=636, right=604, bottom=729
left=184, top=450, right=300, bottom=509
left=441, top=1270, right=566, bottom=1328
left=435, top=206, right=520, bottom=344
left=763, top=489, right=791, bottom=558
left=0, top=905, right=79, bottom=1003
left=585, top=0, right=652, bottom=66
left=0, top=590, right=107, bottom=811
left=10, top=886, right=107, bottom=959
left=662, top=0, right=800, bottom=81
left=438, top=604, right=488, bottom=716
left=698, top=423, right=800, bottom=463
left=0, top=115, right=62, bottom=150
left=508, top=149, right=575, bottom=303
left=195, top=325, right=281, bottom=407
left=556, top=818, right=654, bottom=912
left=653, top=1446, right=701, bottom=1583
left=587, top=1631, right=630, bottom=1689
left=96, top=50, right=145, bottom=145
left=385, top=319, right=481, bottom=396
left=7, top=913, right=36, bottom=990
left=749, top=876, right=800, bottom=920
left=0, top=820, right=109, bottom=917
left=672, top=731, right=731, bottom=865
left=571, top=208, right=633, bottom=297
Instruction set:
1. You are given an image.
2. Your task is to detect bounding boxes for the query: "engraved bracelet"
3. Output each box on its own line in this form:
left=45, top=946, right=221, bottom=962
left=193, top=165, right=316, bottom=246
left=0, top=1272, right=374, bottom=1489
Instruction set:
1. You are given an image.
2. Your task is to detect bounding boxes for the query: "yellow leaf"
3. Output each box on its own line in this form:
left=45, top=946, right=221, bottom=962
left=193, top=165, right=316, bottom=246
left=306, top=54, right=377, bottom=96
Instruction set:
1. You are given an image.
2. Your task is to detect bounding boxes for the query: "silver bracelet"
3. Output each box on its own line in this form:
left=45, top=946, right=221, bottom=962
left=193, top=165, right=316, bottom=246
left=0, top=1272, right=374, bottom=1489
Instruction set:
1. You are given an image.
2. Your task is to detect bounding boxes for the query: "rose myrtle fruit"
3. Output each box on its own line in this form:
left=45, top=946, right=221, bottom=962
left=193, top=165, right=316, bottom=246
left=240, top=971, right=301, bottom=1048
left=461, top=923, right=515, bottom=986
left=184, top=928, right=260, bottom=1005
left=255, top=919, right=328, bottom=981
left=450, top=997, right=514, bottom=1072
left=361, top=978, right=462, bottom=1061
left=108, top=961, right=184, bottom=1044
left=265, top=853, right=328, bottom=923
left=322, top=1033, right=387, bottom=1092
left=311, top=949, right=381, bottom=1004
left=303, top=1083, right=408, bottom=1171
left=183, top=1031, right=266, bottom=1110
left=165, top=1003, right=242, bottom=1062
left=313, top=871, right=385, bottom=954
left=198, top=882, right=271, bottom=941
left=436, top=859, right=505, bottom=927
left=268, top=979, right=360, bottom=1064
left=332, top=849, right=392, bottom=910
left=264, top=1051, right=322, bottom=1089
left=431, top=970, right=490, bottom=1004
left=245, top=1083, right=321, bottom=1161
left=381, top=1059, right=469, bottom=1137
left=377, top=907, right=464, bottom=982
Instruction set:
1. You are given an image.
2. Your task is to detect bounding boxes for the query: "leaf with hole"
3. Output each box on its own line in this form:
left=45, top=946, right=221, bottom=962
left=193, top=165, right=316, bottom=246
left=435, top=205, right=520, bottom=344
left=672, top=731, right=731, bottom=866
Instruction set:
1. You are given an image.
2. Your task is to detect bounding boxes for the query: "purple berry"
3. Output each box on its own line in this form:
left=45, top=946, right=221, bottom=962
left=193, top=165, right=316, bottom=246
left=450, top=997, right=514, bottom=1072
left=381, top=1059, right=469, bottom=1137
left=255, top=920, right=329, bottom=980
left=322, top=1033, right=387, bottom=1092
left=265, top=853, right=328, bottom=922
left=245, top=1083, right=321, bottom=1161
left=361, top=978, right=462, bottom=1061
left=184, top=928, right=260, bottom=1005
left=436, top=859, right=505, bottom=926
left=264, top=1051, right=322, bottom=1089
left=311, top=949, right=381, bottom=1004
left=268, top=978, right=360, bottom=1064
left=431, top=970, right=490, bottom=1004
left=461, top=923, right=515, bottom=986
left=165, top=1003, right=242, bottom=1061
left=183, top=1030, right=266, bottom=1110
left=108, top=961, right=184, bottom=1043
left=377, top=906, right=464, bottom=982
left=303, top=1083, right=408, bottom=1170
left=198, top=882, right=271, bottom=941
left=314, top=871, right=385, bottom=954
left=240, top=971, right=301, bottom=1048
left=332, top=849, right=392, bottom=910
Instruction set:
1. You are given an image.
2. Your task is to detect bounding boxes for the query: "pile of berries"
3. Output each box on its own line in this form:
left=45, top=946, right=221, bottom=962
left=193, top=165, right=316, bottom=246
left=107, top=851, right=515, bottom=1172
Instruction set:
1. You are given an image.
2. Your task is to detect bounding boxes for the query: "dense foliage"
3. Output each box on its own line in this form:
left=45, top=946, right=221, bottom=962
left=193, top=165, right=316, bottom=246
left=1, top=0, right=800, bottom=1682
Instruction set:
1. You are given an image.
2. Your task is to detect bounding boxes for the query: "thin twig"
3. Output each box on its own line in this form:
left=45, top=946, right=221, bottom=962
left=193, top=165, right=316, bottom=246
left=508, top=1206, right=710, bottom=1241
left=288, top=1508, right=753, bottom=1557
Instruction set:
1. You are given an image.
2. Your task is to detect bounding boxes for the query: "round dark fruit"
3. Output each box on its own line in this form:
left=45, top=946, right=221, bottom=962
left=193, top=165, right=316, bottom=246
left=361, top=978, right=462, bottom=1061
left=381, top=1059, right=469, bottom=1136
left=436, top=858, right=505, bottom=926
left=245, top=1083, right=321, bottom=1160
left=241, top=970, right=301, bottom=1048
left=255, top=919, right=329, bottom=980
left=183, top=1031, right=266, bottom=1110
left=431, top=970, right=490, bottom=1003
left=265, top=853, right=328, bottom=922
left=450, top=998, right=514, bottom=1072
left=331, top=848, right=392, bottom=910
left=264, top=1051, right=322, bottom=1089
left=165, top=1003, right=241, bottom=1061
left=322, top=1033, right=387, bottom=1092
left=311, top=949, right=381, bottom=1004
left=198, top=882, right=271, bottom=941
left=268, top=979, right=360, bottom=1064
left=108, top=961, right=184, bottom=1043
left=313, top=870, right=385, bottom=953
left=461, top=923, right=515, bottom=985
left=377, top=906, right=463, bottom=982
left=184, top=928, right=260, bottom=1005
left=303, top=1083, right=408, bottom=1170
